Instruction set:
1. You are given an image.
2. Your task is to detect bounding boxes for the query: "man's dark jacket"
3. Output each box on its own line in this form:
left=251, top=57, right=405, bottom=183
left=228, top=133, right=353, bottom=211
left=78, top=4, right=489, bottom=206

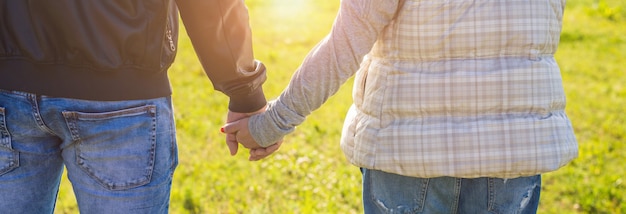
left=0, top=0, right=266, bottom=112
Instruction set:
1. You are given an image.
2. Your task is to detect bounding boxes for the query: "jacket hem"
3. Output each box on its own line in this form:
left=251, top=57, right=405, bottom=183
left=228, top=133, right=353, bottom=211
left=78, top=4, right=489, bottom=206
left=0, top=60, right=171, bottom=101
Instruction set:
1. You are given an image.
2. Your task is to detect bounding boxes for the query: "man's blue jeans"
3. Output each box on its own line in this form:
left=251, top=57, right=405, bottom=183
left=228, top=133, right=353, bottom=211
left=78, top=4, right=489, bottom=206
left=361, top=168, right=541, bottom=214
left=0, top=90, right=178, bottom=214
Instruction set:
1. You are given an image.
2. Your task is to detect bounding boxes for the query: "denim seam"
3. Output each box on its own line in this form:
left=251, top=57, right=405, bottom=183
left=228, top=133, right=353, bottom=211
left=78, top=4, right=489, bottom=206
left=147, top=106, right=157, bottom=184
left=61, top=112, right=81, bottom=142
left=452, top=178, right=462, bottom=214
left=416, top=178, right=428, bottom=212
left=167, top=112, right=178, bottom=171
left=0, top=107, right=19, bottom=175
left=0, top=107, right=10, bottom=146
left=27, top=94, right=57, bottom=136
left=488, top=178, right=496, bottom=213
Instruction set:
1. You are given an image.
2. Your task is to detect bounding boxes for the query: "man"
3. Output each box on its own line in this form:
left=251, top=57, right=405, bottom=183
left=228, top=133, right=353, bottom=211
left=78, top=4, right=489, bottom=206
left=0, top=0, right=267, bottom=213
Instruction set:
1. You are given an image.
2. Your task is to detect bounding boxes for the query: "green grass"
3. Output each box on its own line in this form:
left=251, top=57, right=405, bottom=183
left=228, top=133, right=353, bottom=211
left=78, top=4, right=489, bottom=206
left=543, top=0, right=626, bottom=213
left=54, top=0, right=625, bottom=213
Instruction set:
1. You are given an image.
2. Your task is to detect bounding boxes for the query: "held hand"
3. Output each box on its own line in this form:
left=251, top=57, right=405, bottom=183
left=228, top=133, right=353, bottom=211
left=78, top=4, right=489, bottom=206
left=222, top=117, right=260, bottom=151
left=222, top=117, right=283, bottom=161
left=248, top=140, right=283, bottom=161
left=224, top=106, right=267, bottom=156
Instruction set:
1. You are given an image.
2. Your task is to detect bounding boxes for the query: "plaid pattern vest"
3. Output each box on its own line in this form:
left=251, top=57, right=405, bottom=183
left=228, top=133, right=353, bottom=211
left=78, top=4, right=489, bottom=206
left=340, top=0, right=578, bottom=178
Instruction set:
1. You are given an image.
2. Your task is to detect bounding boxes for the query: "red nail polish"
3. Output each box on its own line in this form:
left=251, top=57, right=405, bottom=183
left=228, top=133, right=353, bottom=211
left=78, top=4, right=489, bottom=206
left=220, top=127, right=225, bottom=133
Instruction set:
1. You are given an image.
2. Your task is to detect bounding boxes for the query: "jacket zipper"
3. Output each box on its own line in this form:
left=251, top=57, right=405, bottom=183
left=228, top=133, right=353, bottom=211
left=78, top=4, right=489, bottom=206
left=166, top=27, right=176, bottom=52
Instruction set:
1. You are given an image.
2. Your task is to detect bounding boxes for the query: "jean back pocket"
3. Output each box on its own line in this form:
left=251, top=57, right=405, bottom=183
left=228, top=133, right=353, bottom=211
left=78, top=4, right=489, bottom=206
left=63, top=105, right=157, bottom=190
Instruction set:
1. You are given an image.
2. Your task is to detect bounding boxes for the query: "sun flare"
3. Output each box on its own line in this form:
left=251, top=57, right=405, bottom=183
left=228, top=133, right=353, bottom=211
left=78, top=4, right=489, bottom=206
left=266, top=0, right=311, bottom=17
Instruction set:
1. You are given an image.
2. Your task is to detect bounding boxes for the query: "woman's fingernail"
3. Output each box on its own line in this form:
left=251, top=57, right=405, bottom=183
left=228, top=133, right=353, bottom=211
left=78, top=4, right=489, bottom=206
left=220, top=127, right=225, bottom=133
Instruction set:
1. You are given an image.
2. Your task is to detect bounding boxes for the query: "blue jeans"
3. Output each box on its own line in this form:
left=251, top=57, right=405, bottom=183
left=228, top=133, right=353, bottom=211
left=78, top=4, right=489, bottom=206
left=361, top=168, right=541, bottom=214
left=0, top=90, right=178, bottom=214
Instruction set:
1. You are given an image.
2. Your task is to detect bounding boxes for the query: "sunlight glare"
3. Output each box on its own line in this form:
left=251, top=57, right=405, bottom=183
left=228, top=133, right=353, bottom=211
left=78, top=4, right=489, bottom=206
left=267, top=0, right=310, bottom=18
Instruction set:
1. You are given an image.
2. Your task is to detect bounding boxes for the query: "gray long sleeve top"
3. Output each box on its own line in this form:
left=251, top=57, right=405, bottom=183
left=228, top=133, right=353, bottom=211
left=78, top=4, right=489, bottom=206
left=248, top=0, right=399, bottom=146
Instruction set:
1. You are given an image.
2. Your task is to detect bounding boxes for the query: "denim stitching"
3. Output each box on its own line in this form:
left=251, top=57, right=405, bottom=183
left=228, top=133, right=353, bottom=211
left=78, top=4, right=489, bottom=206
left=451, top=178, right=461, bottom=214
left=27, top=94, right=56, bottom=135
left=416, top=178, right=428, bottom=212
left=0, top=107, right=9, bottom=146
left=488, top=178, right=496, bottom=213
left=64, top=105, right=157, bottom=190
left=61, top=111, right=81, bottom=142
left=0, top=107, right=19, bottom=175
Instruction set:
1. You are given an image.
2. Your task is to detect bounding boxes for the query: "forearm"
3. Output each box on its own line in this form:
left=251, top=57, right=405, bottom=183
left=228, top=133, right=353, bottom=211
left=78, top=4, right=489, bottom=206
left=249, top=0, right=400, bottom=146
left=177, top=0, right=266, bottom=112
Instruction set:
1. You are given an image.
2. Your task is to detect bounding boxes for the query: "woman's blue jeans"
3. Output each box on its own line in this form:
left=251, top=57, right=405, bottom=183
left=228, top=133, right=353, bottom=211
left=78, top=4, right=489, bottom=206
left=361, top=168, right=541, bottom=214
left=0, top=90, right=178, bottom=214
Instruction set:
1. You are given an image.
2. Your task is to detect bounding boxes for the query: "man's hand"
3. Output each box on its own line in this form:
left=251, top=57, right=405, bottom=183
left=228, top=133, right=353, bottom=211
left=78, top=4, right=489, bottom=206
left=224, top=105, right=266, bottom=156
left=222, top=115, right=283, bottom=161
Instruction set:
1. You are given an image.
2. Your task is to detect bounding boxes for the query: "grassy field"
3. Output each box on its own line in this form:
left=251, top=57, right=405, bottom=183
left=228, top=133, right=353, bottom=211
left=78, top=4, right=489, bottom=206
left=54, top=0, right=625, bottom=213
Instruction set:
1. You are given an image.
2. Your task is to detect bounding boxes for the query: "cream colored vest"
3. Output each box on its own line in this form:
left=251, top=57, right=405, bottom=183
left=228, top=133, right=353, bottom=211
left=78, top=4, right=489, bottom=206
left=340, top=0, right=578, bottom=178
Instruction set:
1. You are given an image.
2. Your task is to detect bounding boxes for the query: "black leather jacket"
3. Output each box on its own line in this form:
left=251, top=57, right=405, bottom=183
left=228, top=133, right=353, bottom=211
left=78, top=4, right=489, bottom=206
left=0, top=0, right=266, bottom=112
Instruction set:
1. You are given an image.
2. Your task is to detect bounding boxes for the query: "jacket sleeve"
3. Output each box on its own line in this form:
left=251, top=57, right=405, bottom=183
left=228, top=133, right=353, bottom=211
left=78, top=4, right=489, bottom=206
left=176, top=0, right=266, bottom=113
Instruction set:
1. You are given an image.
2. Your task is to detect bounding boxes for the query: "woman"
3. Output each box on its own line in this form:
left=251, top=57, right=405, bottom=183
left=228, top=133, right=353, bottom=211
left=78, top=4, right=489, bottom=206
left=224, top=0, right=578, bottom=213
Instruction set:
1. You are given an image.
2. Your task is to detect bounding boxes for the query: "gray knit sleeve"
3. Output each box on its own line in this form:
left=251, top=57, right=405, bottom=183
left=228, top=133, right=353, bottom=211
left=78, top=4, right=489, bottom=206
left=247, top=0, right=400, bottom=147
left=248, top=100, right=305, bottom=147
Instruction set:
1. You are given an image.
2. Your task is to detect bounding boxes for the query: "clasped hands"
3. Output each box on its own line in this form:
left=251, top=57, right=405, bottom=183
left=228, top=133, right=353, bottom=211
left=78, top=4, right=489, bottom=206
left=222, top=105, right=282, bottom=161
